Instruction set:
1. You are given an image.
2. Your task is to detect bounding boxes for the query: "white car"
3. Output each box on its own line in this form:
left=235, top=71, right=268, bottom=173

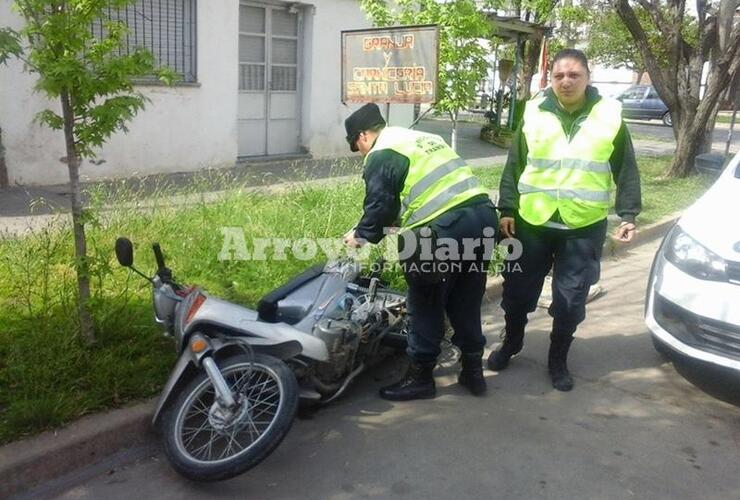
left=646, top=151, right=740, bottom=372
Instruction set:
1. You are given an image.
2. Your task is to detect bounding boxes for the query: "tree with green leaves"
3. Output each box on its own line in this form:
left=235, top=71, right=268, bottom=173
left=360, top=0, right=495, bottom=151
left=0, top=0, right=175, bottom=343
left=506, top=0, right=561, bottom=101
left=612, top=0, right=740, bottom=178
left=585, top=10, right=647, bottom=83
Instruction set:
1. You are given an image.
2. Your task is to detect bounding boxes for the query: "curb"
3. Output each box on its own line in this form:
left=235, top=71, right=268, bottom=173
left=0, top=215, right=680, bottom=497
left=483, top=213, right=680, bottom=302
left=0, top=399, right=156, bottom=498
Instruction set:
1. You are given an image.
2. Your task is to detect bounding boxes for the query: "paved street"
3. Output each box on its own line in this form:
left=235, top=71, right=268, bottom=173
left=32, top=239, right=740, bottom=500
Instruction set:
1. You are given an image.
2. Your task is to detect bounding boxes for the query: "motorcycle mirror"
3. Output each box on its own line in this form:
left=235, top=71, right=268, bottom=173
left=115, top=237, right=134, bottom=267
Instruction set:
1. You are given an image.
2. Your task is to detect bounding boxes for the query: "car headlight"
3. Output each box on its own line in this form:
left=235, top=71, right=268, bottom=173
left=664, top=226, right=727, bottom=281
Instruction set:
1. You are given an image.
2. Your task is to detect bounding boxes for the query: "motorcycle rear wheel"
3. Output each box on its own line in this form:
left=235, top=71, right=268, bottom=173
left=161, top=353, right=298, bottom=481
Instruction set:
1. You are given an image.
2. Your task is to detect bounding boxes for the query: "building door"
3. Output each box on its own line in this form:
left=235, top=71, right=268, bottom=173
left=238, top=2, right=301, bottom=157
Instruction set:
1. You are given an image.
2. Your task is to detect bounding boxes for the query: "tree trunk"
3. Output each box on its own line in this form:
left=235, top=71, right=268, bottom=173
left=668, top=121, right=705, bottom=178
left=60, top=91, right=95, bottom=344
left=450, top=110, right=458, bottom=152
left=519, top=37, right=542, bottom=101
left=0, top=127, right=8, bottom=189
left=699, top=100, right=721, bottom=154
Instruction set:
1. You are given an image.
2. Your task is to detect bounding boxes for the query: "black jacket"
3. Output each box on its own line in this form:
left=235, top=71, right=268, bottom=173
left=498, top=86, right=642, bottom=224
left=354, top=148, right=408, bottom=243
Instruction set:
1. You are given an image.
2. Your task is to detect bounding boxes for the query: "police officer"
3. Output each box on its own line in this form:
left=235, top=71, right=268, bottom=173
left=489, top=49, right=641, bottom=391
left=343, top=103, right=497, bottom=401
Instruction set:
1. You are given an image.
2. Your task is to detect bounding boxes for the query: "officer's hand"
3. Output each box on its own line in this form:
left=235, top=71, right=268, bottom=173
left=500, top=217, right=516, bottom=238
left=615, top=221, right=636, bottom=243
left=343, top=232, right=366, bottom=249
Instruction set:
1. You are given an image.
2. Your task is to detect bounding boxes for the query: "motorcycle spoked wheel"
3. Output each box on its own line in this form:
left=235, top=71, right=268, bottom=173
left=161, top=353, right=298, bottom=482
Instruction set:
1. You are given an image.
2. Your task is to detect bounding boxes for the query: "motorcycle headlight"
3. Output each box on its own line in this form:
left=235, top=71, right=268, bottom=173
left=664, top=226, right=727, bottom=281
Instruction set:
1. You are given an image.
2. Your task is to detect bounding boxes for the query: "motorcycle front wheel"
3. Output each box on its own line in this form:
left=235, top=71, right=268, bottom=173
left=161, top=353, right=298, bottom=481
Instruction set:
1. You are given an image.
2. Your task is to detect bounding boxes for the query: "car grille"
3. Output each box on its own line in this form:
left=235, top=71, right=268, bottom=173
left=654, top=295, right=740, bottom=361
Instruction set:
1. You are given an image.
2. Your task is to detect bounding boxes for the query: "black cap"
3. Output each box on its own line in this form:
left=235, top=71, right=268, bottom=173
left=344, top=103, right=386, bottom=152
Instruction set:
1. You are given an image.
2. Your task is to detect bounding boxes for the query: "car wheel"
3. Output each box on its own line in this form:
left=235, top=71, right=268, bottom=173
left=662, top=111, right=672, bottom=127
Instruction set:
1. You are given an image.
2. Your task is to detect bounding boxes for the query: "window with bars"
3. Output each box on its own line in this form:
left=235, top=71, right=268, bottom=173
left=92, top=0, right=197, bottom=83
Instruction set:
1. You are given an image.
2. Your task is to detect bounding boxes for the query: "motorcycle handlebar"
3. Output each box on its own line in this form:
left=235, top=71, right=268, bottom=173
left=152, top=243, right=166, bottom=270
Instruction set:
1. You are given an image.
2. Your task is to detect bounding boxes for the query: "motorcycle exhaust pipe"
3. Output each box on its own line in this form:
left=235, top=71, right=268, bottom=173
left=313, top=363, right=366, bottom=405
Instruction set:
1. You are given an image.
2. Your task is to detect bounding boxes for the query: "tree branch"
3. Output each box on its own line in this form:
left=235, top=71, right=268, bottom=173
left=700, top=14, right=718, bottom=60
left=695, top=19, right=740, bottom=129
left=634, top=0, right=673, bottom=35
left=612, top=0, right=675, bottom=105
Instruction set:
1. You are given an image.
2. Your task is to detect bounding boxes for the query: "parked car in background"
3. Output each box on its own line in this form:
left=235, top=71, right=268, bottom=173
left=617, top=85, right=672, bottom=126
left=645, top=151, right=740, bottom=375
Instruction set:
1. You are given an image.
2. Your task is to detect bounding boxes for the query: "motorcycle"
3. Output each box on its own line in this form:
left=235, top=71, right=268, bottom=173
left=114, top=237, right=409, bottom=481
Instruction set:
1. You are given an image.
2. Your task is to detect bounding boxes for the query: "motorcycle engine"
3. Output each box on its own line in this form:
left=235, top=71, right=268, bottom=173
left=312, top=318, right=361, bottom=381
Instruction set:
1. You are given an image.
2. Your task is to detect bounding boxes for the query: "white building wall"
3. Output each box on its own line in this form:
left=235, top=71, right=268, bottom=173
left=1, top=0, right=414, bottom=186
left=0, top=1, right=239, bottom=186
left=589, top=63, right=637, bottom=97
left=300, top=0, right=413, bottom=158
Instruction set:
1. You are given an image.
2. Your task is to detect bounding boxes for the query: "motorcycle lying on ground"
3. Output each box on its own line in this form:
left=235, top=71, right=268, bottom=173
left=114, top=237, right=410, bottom=482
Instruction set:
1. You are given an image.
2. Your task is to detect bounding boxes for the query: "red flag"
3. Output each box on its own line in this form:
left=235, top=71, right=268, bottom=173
left=538, top=38, right=549, bottom=89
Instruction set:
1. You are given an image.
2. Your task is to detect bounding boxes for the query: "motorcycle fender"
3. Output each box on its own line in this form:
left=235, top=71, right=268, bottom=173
left=152, top=349, right=196, bottom=428
left=151, top=338, right=304, bottom=427
left=186, top=296, right=330, bottom=362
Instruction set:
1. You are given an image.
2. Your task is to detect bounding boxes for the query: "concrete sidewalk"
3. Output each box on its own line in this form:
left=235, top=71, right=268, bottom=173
left=8, top=235, right=740, bottom=500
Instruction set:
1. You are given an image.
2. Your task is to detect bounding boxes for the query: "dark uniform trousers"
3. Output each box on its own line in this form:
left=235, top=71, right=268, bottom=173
left=402, top=201, right=498, bottom=363
left=501, top=215, right=607, bottom=341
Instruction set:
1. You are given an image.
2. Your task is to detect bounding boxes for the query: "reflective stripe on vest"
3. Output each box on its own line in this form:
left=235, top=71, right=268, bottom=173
left=518, top=96, right=622, bottom=229
left=400, top=157, right=467, bottom=215
left=527, top=157, right=611, bottom=173
left=365, top=127, right=488, bottom=230
left=405, top=176, right=483, bottom=226
left=518, top=183, right=611, bottom=202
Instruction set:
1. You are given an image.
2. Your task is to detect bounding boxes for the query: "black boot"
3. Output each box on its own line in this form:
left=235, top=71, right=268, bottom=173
left=548, top=337, right=574, bottom=392
left=487, top=318, right=526, bottom=371
left=458, top=351, right=487, bottom=396
left=379, top=360, right=436, bottom=401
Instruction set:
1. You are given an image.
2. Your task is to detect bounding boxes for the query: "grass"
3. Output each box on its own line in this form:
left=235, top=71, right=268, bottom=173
left=630, top=155, right=714, bottom=224
left=0, top=167, right=369, bottom=444
left=0, top=155, right=712, bottom=444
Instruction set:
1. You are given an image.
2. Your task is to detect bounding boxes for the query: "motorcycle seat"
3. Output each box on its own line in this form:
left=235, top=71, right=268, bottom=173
left=257, top=263, right=326, bottom=323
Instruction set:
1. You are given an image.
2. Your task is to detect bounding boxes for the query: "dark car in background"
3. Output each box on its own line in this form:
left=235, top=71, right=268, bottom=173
left=617, top=85, right=672, bottom=126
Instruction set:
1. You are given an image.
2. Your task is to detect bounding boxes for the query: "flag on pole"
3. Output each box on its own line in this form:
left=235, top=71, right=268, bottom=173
left=538, top=38, right=549, bottom=89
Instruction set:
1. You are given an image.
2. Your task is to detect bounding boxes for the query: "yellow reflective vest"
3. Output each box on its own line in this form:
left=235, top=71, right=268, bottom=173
left=518, top=96, right=622, bottom=228
left=365, top=127, right=488, bottom=230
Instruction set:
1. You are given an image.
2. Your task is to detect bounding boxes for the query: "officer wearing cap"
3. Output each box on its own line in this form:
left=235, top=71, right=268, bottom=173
left=343, top=103, right=497, bottom=401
